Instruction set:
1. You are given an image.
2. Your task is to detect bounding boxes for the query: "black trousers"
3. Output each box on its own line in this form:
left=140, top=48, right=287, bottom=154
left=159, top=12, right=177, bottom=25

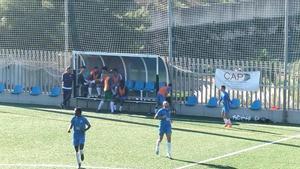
left=63, top=89, right=72, bottom=106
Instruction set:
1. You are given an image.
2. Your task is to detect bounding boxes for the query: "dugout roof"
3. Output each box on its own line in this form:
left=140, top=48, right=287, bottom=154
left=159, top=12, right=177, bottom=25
left=72, top=51, right=169, bottom=83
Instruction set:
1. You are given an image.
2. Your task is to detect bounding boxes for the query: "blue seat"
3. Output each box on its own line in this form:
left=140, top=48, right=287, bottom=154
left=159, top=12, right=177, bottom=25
left=144, top=81, right=155, bottom=92
left=30, top=86, right=42, bottom=96
left=49, top=86, right=61, bottom=97
left=125, top=80, right=135, bottom=90
left=250, top=100, right=261, bottom=110
left=11, top=84, right=23, bottom=95
left=0, top=83, right=5, bottom=93
left=207, top=97, right=218, bottom=107
left=185, top=96, right=198, bottom=106
left=133, top=81, right=145, bottom=91
left=230, top=98, right=240, bottom=109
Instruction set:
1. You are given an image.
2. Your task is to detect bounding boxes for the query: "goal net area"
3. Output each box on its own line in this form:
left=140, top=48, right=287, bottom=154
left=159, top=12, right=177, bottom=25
left=72, top=51, right=169, bottom=98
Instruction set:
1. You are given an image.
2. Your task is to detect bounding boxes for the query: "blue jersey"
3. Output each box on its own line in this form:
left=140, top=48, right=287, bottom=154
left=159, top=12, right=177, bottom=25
left=220, top=91, right=231, bottom=112
left=156, top=108, right=171, bottom=128
left=71, top=116, right=90, bottom=136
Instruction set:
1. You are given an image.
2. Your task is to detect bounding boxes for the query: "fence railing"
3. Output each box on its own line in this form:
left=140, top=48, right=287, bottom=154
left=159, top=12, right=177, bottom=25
left=0, top=49, right=70, bottom=94
left=170, top=56, right=300, bottom=110
left=0, top=49, right=299, bottom=111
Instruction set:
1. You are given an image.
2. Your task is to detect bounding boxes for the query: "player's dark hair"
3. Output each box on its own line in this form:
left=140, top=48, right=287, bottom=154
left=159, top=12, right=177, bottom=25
left=221, top=85, right=226, bottom=90
left=168, top=83, right=172, bottom=87
left=74, top=107, right=82, bottom=116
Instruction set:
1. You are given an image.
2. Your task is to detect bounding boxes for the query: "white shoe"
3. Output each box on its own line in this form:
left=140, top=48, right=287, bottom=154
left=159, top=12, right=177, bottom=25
left=167, top=153, right=172, bottom=159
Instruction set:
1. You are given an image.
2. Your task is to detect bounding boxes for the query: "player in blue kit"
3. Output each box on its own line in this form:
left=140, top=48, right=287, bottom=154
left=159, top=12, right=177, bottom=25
left=154, top=101, right=172, bottom=159
left=67, top=108, right=91, bottom=169
left=219, top=85, right=232, bottom=128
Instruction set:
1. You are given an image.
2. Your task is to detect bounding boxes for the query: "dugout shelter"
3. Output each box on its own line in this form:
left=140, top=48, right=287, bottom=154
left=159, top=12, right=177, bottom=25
left=72, top=51, right=170, bottom=99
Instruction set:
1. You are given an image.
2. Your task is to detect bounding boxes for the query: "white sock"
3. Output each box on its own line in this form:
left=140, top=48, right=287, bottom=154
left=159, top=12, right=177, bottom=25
left=97, top=100, right=104, bottom=110
left=167, top=142, right=171, bottom=156
left=110, top=101, right=115, bottom=113
left=227, top=119, right=232, bottom=125
left=224, top=119, right=228, bottom=124
left=96, top=87, right=101, bottom=96
left=114, top=104, right=117, bottom=111
left=88, top=87, right=92, bottom=96
left=119, top=106, right=123, bottom=112
left=76, top=152, right=81, bottom=165
left=79, top=149, right=84, bottom=156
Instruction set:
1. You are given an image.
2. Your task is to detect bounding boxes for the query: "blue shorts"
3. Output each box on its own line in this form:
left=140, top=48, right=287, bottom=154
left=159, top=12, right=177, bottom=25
left=73, top=134, right=85, bottom=146
left=159, top=125, right=172, bottom=136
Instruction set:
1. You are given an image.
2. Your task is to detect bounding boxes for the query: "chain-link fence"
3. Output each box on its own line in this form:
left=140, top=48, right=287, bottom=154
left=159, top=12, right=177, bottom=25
left=0, top=0, right=299, bottom=111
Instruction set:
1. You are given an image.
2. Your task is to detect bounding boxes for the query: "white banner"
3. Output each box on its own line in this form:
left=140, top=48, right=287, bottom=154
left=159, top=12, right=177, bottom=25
left=215, top=69, right=260, bottom=91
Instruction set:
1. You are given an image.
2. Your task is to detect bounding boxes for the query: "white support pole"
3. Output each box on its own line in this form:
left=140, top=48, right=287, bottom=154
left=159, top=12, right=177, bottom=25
left=119, top=56, right=127, bottom=81
left=167, top=0, right=174, bottom=62
left=141, top=57, right=148, bottom=82
left=99, top=55, right=106, bottom=66
left=156, top=56, right=159, bottom=76
left=64, top=0, right=69, bottom=68
left=283, top=0, right=289, bottom=123
left=72, top=52, right=76, bottom=70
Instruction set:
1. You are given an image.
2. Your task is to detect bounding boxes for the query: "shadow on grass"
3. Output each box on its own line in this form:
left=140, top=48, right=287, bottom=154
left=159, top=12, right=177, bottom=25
left=173, top=158, right=237, bottom=169
left=126, top=113, right=281, bottom=135
left=1, top=103, right=300, bottom=149
left=22, top=107, right=300, bottom=149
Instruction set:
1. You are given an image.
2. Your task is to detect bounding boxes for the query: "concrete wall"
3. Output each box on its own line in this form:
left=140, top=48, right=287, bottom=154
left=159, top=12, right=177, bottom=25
left=71, top=98, right=300, bottom=124
left=0, top=93, right=62, bottom=107
left=148, top=0, right=300, bottom=31
left=174, top=104, right=300, bottom=124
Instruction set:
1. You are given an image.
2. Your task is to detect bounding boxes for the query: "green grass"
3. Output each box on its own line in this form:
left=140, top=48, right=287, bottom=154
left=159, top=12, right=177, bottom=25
left=0, top=104, right=300, bottom=169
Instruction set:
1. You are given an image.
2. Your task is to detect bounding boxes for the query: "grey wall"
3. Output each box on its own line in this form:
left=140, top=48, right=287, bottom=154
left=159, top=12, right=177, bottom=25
left=148, top=0, right=300, bottom=31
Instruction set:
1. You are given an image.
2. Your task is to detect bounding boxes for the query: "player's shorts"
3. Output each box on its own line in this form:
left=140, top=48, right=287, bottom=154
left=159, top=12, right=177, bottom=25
left=159, top=125, right=172, bottom=136
left=222, top=107, right=230, bottom=114
left=104, top=90, right=112, bottom=101
left=73, top=134, right=85, bottom=146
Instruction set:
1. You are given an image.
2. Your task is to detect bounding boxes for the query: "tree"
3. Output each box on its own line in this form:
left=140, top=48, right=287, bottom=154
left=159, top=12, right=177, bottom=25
left=0, top=0, right=65, bottom=50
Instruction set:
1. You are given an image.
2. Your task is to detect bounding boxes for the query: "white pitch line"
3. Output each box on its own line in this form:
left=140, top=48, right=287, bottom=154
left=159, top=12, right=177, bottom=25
left=0, top=163, right=130, bottom=169
left=175, top=134, right=300, bottom=169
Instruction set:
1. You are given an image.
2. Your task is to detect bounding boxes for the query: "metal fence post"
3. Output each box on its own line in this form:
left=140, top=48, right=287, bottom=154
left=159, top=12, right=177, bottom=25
left=283, top=0, right=289, bottom=123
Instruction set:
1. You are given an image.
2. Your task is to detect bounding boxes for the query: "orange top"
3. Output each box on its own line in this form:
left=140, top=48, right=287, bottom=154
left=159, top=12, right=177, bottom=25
left=103, top=75, right=110, bottom=91
left=90, top=69, right=99, bottom=80
left=158, top=86, right=168, bottom=96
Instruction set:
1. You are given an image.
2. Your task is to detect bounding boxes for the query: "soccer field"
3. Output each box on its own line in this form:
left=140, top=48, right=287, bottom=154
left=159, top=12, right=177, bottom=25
left=0, top=104, right=300, bottom=169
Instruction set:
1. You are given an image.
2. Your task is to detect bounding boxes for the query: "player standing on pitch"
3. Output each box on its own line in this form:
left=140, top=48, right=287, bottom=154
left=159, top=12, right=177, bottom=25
left=154, top=101, right=172, bottom=159
left=219, top=85, right=232, bottom=128
left=67, top=108, right=91, bottom=169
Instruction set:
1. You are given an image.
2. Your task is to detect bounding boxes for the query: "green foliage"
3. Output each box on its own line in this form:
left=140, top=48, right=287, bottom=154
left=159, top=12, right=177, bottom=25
left=0, top=0, right=151, bottom=52
left=0, top=0, right=64, bottom=50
